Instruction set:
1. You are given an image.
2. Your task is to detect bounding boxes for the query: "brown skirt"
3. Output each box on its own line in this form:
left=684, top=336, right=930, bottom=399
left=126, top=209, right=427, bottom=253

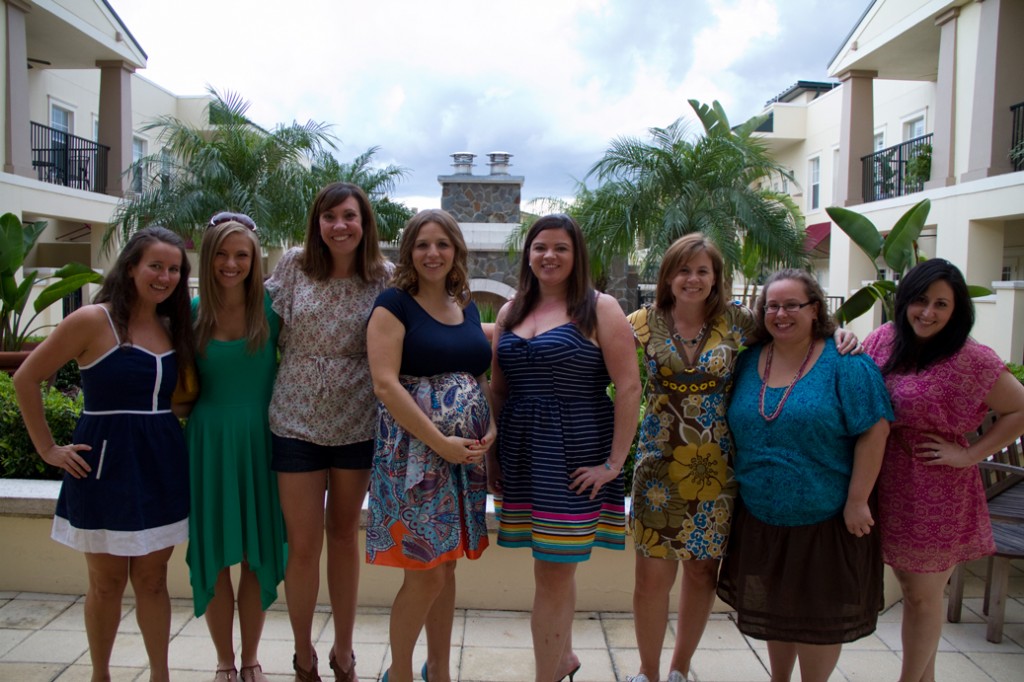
left=716, top=499, right=883, bottom=644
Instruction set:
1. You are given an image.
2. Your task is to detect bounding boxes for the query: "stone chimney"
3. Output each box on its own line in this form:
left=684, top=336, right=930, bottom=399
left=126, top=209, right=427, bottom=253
left=438, top=151, right=524, bottom=223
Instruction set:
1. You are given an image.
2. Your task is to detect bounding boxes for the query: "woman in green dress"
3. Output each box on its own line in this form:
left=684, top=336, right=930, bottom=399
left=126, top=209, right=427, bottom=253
left=184, top=213, right=286, bottom=682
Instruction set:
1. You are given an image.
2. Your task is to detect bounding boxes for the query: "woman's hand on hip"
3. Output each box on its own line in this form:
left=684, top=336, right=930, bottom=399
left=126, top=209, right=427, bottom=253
left=41, top=443, right=92, bottom=479
left=569, top=465, right=619, bottom=500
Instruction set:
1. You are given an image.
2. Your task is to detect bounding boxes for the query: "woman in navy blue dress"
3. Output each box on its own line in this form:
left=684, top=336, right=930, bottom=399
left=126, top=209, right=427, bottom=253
left=14, top=226, right=195, bottom=682
left=490, top=214, right=641, bottom=682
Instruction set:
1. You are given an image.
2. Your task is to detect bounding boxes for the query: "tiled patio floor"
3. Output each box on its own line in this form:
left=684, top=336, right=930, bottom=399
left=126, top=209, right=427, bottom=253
left=1, top=560, right=1021, bottom=681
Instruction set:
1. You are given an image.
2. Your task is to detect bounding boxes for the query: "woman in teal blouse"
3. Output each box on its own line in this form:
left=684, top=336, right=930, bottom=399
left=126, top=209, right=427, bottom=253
left=717, top=269, right=892, bottom=682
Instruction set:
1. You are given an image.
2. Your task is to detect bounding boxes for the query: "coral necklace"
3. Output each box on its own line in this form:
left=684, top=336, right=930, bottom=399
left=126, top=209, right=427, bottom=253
left=759, top=339, right=817, bottom=422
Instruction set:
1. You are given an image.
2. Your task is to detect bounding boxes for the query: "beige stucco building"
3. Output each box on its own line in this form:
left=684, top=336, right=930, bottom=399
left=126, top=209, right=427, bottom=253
left=1, top=0, right=208, bottom=325
left=755, top=0, right=1024, bottom=363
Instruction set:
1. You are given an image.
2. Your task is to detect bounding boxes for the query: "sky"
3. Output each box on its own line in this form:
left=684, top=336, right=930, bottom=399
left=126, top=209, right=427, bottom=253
left=106, top=0, right=872, bottom=212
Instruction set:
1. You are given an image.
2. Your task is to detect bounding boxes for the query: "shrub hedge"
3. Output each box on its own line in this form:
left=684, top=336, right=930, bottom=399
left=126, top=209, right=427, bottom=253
left=0, top=371, right=81, bottom=480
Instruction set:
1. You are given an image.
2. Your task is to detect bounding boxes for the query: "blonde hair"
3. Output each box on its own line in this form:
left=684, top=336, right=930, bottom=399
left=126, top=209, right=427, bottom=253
left=195, top=220, right=268, bottom=354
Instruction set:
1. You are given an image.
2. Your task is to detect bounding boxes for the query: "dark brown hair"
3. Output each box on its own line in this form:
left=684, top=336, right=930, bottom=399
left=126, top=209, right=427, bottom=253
left=93, top=226, right=196, bottom=384
left=300, top=182, right=387, bottom=282
left=751, top=268, right=836, bottom=344
left=503, top=214, right=597, bottom=338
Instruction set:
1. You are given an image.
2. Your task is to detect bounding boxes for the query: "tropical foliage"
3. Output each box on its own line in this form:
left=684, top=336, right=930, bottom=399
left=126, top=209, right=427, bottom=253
left=106, top=88, right=413, bottom=250
left=573, top=99, right=808, bottom=282
left=0, top=213, right=103, bottom=351
left=827, top=199, right=991, bottom=323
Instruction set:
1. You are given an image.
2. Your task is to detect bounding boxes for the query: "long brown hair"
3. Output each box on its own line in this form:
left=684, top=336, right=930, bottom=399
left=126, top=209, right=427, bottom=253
left=655, top=233, right=727, bottom=321
left=300, top=182, right=387, bottom=282
left=93, top=226, right=196, bottom=384
left=503, top=214, right=597, bottom=338
left=195, top=220, right=268, bottom=355
left=391, top=209, right=472, bottom=307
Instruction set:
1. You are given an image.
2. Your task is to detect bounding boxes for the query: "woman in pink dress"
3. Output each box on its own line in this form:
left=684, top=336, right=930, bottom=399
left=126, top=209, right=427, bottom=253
left=863, top=259, right=1024, bottom=682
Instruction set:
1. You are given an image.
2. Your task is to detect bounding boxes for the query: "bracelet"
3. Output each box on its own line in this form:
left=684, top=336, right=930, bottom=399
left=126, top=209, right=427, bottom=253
left=603, top=460, right=619, bottom=472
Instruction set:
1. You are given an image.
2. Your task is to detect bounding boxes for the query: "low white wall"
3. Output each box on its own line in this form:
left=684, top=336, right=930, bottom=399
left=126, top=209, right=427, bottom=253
left=0, top=481, right=902, bottom=613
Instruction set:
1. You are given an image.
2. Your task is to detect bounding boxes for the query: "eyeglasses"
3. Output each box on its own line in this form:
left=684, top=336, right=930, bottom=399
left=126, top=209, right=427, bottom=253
left=208, top=212, right=257, bottom=232
left=764, top=301, right=815, bottom=315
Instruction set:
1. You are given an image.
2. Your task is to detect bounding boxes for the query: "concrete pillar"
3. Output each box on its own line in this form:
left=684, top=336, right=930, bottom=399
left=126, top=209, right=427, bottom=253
left=961, top=0, right=1020, bottom=181
left=835, top=70, right=877, bottom=207
left=4, top=0, right=33, bottom=177
left=936, top=218, right=1003, bottom=288
left=927, top=7, right=959, bottom=190
left=96, top=59, right=135, bottom=197
left=990, top=281, right=1024, bottom=364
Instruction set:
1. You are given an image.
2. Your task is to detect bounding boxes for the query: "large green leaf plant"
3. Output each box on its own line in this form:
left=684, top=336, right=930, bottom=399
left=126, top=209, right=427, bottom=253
left=826, top=199, right=990, bottom=324
left=0, top=213, right=103, bottom=351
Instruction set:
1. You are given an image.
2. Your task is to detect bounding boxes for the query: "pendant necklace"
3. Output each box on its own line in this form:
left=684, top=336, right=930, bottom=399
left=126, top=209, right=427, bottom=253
left=672, top=321, right=708, bottom=347
left=759, top=340, right=816, bottom=422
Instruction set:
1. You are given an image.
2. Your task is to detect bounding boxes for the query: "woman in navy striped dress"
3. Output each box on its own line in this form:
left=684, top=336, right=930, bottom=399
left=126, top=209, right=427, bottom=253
left=490, top=214, right=641, bottom=682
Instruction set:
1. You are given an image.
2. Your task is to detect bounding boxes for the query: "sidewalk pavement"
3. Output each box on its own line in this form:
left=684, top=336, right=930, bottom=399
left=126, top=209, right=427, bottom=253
left=1, top=559, right=1021, bottom=681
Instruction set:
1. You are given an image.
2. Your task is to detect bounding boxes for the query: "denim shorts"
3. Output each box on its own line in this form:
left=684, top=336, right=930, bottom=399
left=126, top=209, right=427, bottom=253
left=270, top=435, right=374, bottom=473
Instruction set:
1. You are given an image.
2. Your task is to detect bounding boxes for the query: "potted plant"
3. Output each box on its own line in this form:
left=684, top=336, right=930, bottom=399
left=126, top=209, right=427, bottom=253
left=0, top=212, right=103, bottom=368
left=904, top=143, right=932, bottom=189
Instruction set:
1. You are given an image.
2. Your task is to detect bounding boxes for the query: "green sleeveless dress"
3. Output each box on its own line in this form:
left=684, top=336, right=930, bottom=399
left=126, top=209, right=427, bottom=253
left=185, top=293, right=286, bottom=616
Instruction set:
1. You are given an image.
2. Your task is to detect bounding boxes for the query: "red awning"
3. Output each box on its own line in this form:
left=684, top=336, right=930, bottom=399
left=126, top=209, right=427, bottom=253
left=804, top=222, right=831, bottom=252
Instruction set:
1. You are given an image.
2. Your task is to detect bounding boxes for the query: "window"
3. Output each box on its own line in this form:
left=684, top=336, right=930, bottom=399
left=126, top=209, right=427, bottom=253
left=808, top=157, right=821, bottom=210
left=131, top=136, right=147, bottom=193
left=50, top=105, right=73, bottom=134
left=92, top=116, right=100, bottom=142
left=874, top=132, right=885, bottom=151
left=903, top=116, right=925, bottom=141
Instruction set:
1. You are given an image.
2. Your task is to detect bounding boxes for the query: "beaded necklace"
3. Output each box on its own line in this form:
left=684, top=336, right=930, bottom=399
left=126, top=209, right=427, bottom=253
left=758, top=339, right=817, bottom=422
left=672, top=321, right=708, bottom=347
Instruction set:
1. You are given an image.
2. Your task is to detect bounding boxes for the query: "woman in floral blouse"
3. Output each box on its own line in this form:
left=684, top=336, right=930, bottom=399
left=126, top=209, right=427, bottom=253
left=266, top=182, right=392, bottom=682
left=625, top=235, right=856, bottom=682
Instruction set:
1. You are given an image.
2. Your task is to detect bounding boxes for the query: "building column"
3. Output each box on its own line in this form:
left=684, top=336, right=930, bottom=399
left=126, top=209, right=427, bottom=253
left=835, top=69, right=876, bottom=207
left=4, top=0, right=33, bottom=177
left=961, top=0, right=1018, bottom=182
left=96, top=59, right=135, bottom=197
left=935, top=217, right=1003, bottom=289
left=926, top=7, right=959, bottom=190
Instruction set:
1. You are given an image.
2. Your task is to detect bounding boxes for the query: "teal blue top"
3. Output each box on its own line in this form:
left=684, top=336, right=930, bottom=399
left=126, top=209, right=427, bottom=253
left=727, top=338, right=893, bottom=527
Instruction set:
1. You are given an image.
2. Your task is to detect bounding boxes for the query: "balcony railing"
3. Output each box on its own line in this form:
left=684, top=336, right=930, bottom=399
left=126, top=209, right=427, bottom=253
left=30, top=121, right=109, bottom=194
left=861, top=133, right=933, bottom=203
left=1012, top=101, right=1023, bottom=172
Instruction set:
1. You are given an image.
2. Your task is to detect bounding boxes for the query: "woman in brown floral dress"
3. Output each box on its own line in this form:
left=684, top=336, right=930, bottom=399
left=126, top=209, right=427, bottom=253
left=625, top=234, right=856, bottom=682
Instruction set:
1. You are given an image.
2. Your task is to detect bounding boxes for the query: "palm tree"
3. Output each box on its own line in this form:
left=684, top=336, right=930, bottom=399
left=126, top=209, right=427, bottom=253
left=106, top=88, right=412, bottom=250
left=576, top=99, right=808, bottom=283
left=308, top=146, right=413, bottom=242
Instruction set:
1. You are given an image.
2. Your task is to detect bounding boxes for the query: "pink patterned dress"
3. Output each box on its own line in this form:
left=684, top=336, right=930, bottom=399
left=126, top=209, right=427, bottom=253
left=863, top=322, right=1003, bottom=573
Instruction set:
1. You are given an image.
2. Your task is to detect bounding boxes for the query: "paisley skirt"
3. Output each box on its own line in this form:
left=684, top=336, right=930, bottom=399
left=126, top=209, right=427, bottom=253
left=365, top=372, right=490, bottom=569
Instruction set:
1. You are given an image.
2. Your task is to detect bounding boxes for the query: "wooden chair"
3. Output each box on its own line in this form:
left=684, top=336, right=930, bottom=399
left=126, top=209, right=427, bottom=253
left=946, top=422, right=1024, bottom=643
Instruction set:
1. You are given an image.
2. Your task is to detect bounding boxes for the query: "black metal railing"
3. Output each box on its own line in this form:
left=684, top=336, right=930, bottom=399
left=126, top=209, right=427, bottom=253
left=1011, top=101, right=1024, bottom=172
left=861, top=133, right=933, bottom=203
left=30, top=121, right=109, bottom=194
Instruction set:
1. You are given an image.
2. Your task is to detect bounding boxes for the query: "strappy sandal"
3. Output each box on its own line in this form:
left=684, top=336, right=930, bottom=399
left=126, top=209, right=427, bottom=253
left=329, top=648, right=357, bottom=682
left=214, top=667, right=238, bottom=682
left=240, top=663, right=269, bottom=682
left=293, top=652, right=322, bottom=682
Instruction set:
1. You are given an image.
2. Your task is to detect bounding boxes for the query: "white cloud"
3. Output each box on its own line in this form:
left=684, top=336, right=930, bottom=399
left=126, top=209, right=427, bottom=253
left=106, top=0, right=870, bottom=204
